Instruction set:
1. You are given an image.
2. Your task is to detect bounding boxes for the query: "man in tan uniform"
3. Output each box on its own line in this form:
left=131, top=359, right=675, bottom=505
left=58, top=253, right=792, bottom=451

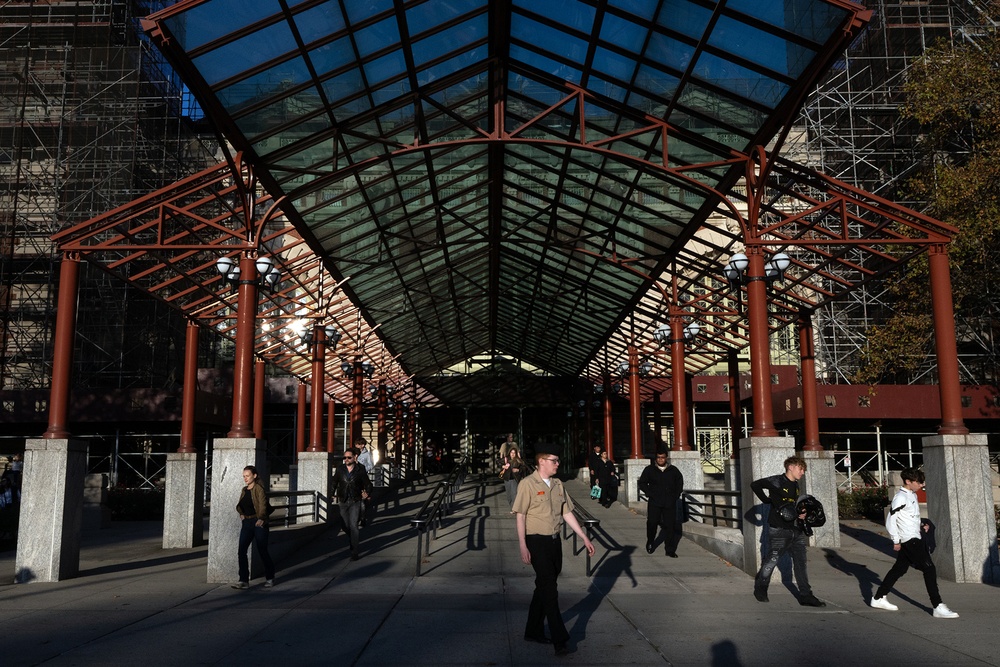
left=513, top=442, right=595, bottom=657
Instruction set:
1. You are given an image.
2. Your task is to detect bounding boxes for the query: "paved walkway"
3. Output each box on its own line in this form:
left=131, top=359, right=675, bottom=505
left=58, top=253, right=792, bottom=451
left=1, top=475, right=998, bottom=666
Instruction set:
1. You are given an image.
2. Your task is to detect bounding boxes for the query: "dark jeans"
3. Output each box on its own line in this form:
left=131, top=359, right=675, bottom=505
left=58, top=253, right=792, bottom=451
left=875, top=538, right=941, bottom=606
left=238, top=518, right=275, bottom=582
left=524, top=534, right=569, bottom=646
left=646, top=503, right=677, bottom=553
left=754, top=526, right=811, bottom=596
left=339, top=499, right=362, bottom=555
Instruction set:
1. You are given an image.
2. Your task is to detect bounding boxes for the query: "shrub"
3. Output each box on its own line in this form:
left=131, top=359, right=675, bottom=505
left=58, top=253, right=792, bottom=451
left=838, top=485, right=889, bottom=521
left=107, top=488, right=165, bottom=521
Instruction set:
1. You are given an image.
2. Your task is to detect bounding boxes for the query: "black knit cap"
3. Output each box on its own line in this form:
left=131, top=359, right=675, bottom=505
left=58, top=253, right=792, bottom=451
left=535, top=441, right=561, bottom=456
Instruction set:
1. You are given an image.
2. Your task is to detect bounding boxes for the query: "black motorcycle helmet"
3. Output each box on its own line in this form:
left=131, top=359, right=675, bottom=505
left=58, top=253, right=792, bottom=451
left=796, top=495, right=826, bottom=528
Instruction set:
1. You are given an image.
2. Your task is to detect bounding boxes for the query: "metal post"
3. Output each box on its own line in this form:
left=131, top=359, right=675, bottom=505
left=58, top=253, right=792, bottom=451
left=179, top=320, right=199, bottom=453
left=927, top=244, right=969, bottom=435
left=799, top=312, right=822, bottom=450
left=227, top=253, right=259, bottom=439
left=308, top=325, right=326, bottom=452
left=43, top=253, right=80, bottom=439
left=628, top=345, right=642, bottom=459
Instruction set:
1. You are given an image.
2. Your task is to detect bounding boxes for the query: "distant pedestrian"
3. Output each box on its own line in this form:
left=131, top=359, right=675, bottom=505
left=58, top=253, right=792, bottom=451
left=638, top=450, right=683, bottom=555
left=232, top=465, right=275, bottom=589
left=870, top=467, right=958, bottom=618
left=513, top=442, right=594, bottom=657
left=333, top=447, right=373, bottom=561
left=596, top=451, right=619, bottom=508
left=750, top=456, right=824, bottom=606
left=588, top=444, right=602, bottom=497
left=500, top=446, right=528, bottom=508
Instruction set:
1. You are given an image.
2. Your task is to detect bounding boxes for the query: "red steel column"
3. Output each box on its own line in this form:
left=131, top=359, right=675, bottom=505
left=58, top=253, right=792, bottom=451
left=326, top=396, right=336, bottom=453
left=799, top=313, right=822, bottom=450
left=44, top=254, right=80, bottom=439
left=670, top=317, right=691, bottom=450
left=227, top=253, right=258, bottom=439
left=603, top=376, right=614, bottom=459
left=928, top=245, right=969, bottom=435
left=178, top=320, right=199, bottom=453
left=351, top=359, right=364, bottom=444
left=253, top=358, right=265, bottom=439
left=308, top=326, right=326, bottom=452
left=652, top=391, right=663, bottom=450
left=628, top=346, right=642, bottom=459
left=746, top=248, right=778, bottom=437
left=296, top=383, right=307, bottom=455
left=727, top=350, right=741, bottom=457
left=377, top=382, right=388, bottom=461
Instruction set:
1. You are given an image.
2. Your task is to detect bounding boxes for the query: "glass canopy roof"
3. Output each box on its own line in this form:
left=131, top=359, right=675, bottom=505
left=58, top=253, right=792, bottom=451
left=130, top=0, right=899, bottom=404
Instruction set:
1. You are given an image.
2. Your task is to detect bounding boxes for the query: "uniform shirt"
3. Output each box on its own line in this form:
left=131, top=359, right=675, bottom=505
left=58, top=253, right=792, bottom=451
left=886, top=486, right=922, bottom=544
left=512, top=470, right=576, bottom=536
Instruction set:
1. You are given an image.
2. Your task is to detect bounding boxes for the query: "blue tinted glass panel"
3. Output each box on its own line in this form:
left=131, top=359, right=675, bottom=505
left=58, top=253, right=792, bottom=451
left=515, top=0, right=596, bottom=33
left=709, top=16, right=813, bottom=78
left=308, top=37, right=358, bottom=77
left=634, top=65, right=679, bottom=99
left=608, top=0, right=660, bottom=17
left=646, top=32, right=694, bottom=72
left=406, top=0, right=483, bottom=35
left=509, top=46, right=583, bottom=85
left=344, top=0, right=394, bottom=24
left=726, top=0, right=846, bottom=42
left=411, top=17, right=487, bottom=67
left=592, top=47, right=637, bottom=83
left=194, top=22, right=297, bottom=86
left=322, top=68, right=366, bottom=104
left=657, top=0, right=712, bottom=39
left=370, top=79, right=410, bottom=105
left=590, top=75, right=628, bottom=102
left=164, top=0, right=278, bottom=51
left=511, top=15, right=589, bottom=65
left=217, top=61, right=311, bottom=110
left=417, top=48, right=485, bottom=87
left=293, top=3, right=347, bottom=44
left=600, top=13, right=647, bottom=54
left=363, top=50, right=407, bottom=85
left=692, top=51, right=787, bottom=108
left=354, top=16, right=401, bottom=57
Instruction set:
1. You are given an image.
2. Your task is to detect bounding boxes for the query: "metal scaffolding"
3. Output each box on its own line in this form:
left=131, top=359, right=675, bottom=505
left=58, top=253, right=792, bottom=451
left=796, top=0, right=998, bottom=385
left=0, top=0, right=219, bottom=392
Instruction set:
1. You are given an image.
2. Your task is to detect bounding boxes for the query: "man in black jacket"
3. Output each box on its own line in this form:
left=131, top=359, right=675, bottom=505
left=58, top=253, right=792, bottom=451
left=638, top=450, right=683, bottom=557
left=332, top=447, right=373, bottom=561
left=750, top=456, right=824, bottom=606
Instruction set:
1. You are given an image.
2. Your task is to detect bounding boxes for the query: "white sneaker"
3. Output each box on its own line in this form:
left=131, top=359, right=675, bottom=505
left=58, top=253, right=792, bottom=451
left=263, top=579, right=275, bottom=588
left=933, top=603, right=959, bottom=618
left=870, top=596, right=898, bottom=611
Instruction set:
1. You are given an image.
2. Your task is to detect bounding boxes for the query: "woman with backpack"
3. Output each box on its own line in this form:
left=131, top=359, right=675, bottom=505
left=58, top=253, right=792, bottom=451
left=232, top=465, right=276, bottom=589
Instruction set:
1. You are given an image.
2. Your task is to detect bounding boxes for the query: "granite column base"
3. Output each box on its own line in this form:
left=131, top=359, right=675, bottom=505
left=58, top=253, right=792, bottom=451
left=163, top=452, right=205, bottom=548
left=800, top=450, right=839, bottom=548
left=923, top=434, right=1000, bottom=584
left=739, top=436, right=796, bottom=576
left=207, top=439, right=265, bottom=584
left=15, top=438, right=87, bottom=583
left=297, top=452, right=332, bottom=523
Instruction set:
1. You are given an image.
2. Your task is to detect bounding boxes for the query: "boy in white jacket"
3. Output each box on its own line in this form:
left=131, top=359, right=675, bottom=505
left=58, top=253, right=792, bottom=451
left=869, top=468, right=958, bottom=618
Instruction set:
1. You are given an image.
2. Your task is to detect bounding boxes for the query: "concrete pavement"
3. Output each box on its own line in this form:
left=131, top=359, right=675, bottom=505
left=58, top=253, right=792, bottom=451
left=1, top=474, right=998, bottom=666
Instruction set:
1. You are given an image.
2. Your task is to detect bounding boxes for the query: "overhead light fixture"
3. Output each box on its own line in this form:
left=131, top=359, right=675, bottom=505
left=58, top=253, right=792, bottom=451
left=216, top=253, right=280, bottom=293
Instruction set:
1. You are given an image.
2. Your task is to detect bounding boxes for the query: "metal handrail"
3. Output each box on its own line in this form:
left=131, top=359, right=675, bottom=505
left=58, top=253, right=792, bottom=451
left=681, top=489, right=741, bottom=528
left=410, top=457, right=469, bottom=576
left=568, top=502, right=600, bottom=576
left=266, top=490, right=319, bottom=527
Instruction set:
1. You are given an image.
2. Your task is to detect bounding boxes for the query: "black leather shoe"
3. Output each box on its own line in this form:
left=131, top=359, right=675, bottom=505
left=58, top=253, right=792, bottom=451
left=753, top=590, right=768, bottom=602
left=799, top=594, right=826, bottom=607
left=524, top=635, right=551, bottom=644
left=554, top=643, right=574, bottom=656
left=645, top=542, right=654, bottom=554
left=350, top=553, right=360, bottom=561
left=665, top=551, right=678, bottom=558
